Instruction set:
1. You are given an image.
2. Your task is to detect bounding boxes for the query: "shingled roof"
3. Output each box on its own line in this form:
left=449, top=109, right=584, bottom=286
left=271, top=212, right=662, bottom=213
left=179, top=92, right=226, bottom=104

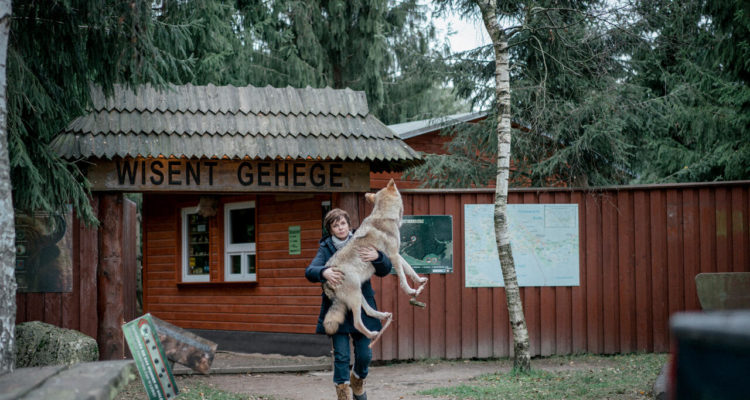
left=51, top=84, right=422, bottom=172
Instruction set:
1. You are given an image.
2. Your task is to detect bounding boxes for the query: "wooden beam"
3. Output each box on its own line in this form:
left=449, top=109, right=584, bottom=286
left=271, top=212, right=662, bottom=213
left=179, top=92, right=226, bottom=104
left=98, top=193, right=125, bottom=360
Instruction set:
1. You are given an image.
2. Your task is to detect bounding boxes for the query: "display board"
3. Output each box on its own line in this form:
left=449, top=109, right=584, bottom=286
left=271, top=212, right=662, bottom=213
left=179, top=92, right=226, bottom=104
left=398, top=215, right=453, bottom=274
left=122, top=314, right=179, bottom=400
left=464, top=204, right=580, bottom=287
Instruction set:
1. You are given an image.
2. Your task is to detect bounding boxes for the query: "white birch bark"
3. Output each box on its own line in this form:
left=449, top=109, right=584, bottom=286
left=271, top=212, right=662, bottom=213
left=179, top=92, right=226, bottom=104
left=0, top=0, right=15, bottom=374
left=476, top=0, right=531, bottom=371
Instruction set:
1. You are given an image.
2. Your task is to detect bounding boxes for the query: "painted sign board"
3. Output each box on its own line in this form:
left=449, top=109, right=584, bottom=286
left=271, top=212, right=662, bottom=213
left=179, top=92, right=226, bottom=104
left=398, top=215, right=453, bottom=274
left=122, top=314, right=179, bottom=400
left=464, top=204, right=580, bottom=287
left=87, top=158, right=371, bottom=192
left=288, top=225, right=301, bottom=255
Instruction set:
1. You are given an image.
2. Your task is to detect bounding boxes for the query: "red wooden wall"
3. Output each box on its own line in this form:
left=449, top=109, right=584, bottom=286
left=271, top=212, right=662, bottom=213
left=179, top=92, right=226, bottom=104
left=15, top=196, right=137, bottom=356
left=364, top=182, right=750, bottom=360
left=142, top=193, right=331, bottom=334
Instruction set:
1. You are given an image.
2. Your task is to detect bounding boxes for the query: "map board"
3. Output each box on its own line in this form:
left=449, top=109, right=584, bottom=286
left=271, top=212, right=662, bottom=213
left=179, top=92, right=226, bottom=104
left=398, top=215, right=453, bottom=274
left=464, top=204, right=580, bottom=287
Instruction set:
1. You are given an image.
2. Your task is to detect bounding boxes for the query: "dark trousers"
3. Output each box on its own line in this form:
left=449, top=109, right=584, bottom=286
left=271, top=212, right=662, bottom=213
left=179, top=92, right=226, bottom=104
left=331, top=331, right=372, bottom=384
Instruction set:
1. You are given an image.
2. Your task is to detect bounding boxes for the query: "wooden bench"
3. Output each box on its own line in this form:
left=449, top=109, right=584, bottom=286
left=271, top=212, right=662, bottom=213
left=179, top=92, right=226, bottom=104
left=0, top=360, right=135, bottom=400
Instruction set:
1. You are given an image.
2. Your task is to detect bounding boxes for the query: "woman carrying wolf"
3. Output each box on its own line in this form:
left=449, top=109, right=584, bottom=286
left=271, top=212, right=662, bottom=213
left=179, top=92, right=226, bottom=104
left=305, top=208, right=392, bottom=400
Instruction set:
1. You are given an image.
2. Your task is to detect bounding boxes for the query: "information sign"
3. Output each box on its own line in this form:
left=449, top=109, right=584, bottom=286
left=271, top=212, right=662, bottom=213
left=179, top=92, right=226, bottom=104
left=398, top=215, right=453, bottom=274
left=122, top=314, right=179, bottom=400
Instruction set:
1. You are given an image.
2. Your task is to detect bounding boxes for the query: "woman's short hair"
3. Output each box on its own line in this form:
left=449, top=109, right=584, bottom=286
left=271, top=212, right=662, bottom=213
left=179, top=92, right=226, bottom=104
left=324, top=208, right=351, bottom=234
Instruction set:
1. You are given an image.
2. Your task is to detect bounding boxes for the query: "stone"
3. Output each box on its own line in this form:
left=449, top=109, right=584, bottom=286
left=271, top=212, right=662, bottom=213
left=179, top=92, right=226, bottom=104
left=14, top=321, right=99, bottom=368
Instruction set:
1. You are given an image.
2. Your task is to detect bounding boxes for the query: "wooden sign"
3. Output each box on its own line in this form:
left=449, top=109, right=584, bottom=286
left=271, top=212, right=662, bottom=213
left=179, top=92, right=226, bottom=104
left=122, top=314, right=179, bottom=400
left=87, top=159, right=371, bottom=192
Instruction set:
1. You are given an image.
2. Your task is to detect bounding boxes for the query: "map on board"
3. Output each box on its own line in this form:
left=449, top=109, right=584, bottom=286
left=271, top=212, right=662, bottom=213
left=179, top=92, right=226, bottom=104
left=464, top=204, right=580, bottom=287
left=398, top=215, right=453, bottom=274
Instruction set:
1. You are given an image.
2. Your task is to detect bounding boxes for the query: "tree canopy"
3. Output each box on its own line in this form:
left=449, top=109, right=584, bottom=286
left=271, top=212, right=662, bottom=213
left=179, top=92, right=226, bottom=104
left=9, top=0, right=462, bottom=221
left=409, top=0, right=750, bottom=188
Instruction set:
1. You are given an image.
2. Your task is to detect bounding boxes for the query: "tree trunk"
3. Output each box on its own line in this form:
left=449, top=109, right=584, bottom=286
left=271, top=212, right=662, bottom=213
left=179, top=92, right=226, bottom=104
left=476, top=0, right=531, bottom=372
left=0, top=0, right=15, bottom=374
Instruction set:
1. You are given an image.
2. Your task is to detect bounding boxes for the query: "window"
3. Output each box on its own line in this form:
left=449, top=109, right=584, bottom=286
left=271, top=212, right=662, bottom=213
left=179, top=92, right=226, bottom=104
left=181, top=207, right=210, bottom=282
left=224, top=201, right=256, bottom=281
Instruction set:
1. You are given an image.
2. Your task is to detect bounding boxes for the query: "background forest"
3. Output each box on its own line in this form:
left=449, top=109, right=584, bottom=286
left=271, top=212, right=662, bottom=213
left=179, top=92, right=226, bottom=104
left=7, top=0, right=749, bottom=220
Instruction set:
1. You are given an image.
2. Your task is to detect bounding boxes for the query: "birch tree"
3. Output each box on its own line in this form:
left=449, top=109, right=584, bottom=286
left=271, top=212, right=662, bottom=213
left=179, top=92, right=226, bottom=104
left=0, top=0, right=15, bottom=374
left=475, top=0, right=530, bottom=371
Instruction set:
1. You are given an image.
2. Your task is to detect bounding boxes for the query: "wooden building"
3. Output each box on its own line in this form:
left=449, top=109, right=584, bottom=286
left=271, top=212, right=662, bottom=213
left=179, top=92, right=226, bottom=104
left=48, top=83, right=421, bottom=357
left=18, top=85, right=749, bottom=362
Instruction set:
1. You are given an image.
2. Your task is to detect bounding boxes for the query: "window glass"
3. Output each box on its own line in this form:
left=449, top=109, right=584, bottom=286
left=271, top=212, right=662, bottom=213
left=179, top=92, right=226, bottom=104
left=224, top=201, right=256, bottom=282
left=182, top=208, right=210, bottom=282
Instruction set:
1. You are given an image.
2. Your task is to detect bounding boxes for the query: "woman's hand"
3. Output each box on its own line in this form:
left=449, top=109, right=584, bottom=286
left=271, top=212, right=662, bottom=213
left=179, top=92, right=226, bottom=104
left=358, top=246, right=379, bottom=262
left=322, top=267, right=344, bottom=286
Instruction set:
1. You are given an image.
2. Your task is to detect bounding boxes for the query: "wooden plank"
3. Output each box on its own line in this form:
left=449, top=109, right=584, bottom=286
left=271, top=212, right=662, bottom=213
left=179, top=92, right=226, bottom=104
left=98, top=193, right=125, bottom=360
left=460, top=193, right=478, bottom=359
left=570, top=191, right=587, bottom=352
left=601, top=194, right=619, bottom=354
left=428, top=194, right=447, bottom=358
left=552, top=192, right=572, bottom=355
left=62, top=215, right=81, bottom=330
left=43, top=293, right=62, bottom=327
left=444, top=193, right=462, bottom=359
left=522, top=193, right=541, bottom=357
left=26, top=293, right=44, bottom=322
left=397, top=195, right=415, bottom=359
left=617, top=190, right=636, bottom=353
left=731, top=187, right=747, bottom=273
left=477, top=287, right=493, bottom=358
left=15, top=293, right=26, bottom=323
left=666, top=189, right=685, bottom=347
left=650, top=189, right=668, bottom=353
left=682, top=189, right=701, bottom=311
left=79, top=197, right=99, bottom=340
left=698, top=188, right=716, bottom=276
left=715, top=188, right=731, bottom=273
left=633, top=190, right=652, bottom=351
left=411, top=194, right=430, bottom=359
left=538, top=192, right=556, bottom=357
left=585, top=193, right=602, bottom=353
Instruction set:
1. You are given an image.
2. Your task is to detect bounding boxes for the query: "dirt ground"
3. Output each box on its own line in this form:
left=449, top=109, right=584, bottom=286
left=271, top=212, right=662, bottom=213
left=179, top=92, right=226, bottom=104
left=117, top=354, right=626, bottom=400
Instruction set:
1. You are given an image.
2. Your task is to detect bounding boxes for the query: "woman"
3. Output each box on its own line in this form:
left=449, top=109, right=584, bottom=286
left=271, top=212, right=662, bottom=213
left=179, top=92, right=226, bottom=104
left=305, top=208, right=392, bottom=400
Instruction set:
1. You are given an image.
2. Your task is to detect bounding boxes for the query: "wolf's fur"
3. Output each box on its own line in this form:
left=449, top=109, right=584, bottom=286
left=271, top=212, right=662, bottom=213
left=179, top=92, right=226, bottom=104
left=322, top=179, right=427, bottom=345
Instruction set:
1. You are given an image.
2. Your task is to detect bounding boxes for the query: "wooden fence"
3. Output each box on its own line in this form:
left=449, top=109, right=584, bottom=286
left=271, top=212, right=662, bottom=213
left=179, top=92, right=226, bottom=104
left=15, top=196, right=137, bottom=359
left=364, top=181, right=750, bottom=360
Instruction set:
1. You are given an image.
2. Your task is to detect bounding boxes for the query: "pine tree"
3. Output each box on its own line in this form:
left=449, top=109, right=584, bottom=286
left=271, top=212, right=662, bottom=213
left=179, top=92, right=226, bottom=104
left=627, top=0, right=750, bottom=182
left=8, top=0, right=195, bottom=223
left=411, top=1, right=634, bottom=188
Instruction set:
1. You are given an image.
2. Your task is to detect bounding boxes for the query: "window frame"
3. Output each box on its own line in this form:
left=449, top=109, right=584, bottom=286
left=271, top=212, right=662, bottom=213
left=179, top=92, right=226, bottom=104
left=223, top=200, right=257, bottom=282
left=181, top=206, right=211, bottom=283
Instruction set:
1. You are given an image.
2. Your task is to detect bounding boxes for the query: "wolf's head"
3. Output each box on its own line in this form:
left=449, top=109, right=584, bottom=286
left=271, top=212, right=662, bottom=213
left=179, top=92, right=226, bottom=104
left=365, top=179, right=403, bottom=223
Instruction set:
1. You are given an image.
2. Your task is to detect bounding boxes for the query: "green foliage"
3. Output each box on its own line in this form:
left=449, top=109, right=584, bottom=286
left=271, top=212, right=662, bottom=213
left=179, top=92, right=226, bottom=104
left=9, top=0, right=194, bottom=223
left=419, top=353, right=667, bottom=400
left=412, top=0, right=750, bottom=187
left=627, top=0, right=750, bottom=183
left=9, top=0, right=461, bottom=223
left=414, top=1, right=634, bottom=188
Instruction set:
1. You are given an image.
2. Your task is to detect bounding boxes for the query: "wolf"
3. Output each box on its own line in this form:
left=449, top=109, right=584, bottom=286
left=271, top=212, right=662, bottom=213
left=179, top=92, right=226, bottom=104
left=322, top=179, right=428, bottom=346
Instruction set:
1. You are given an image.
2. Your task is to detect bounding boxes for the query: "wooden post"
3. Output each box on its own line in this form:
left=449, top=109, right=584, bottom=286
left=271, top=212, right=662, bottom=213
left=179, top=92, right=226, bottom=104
left=98, top=193, right=125, bottom=360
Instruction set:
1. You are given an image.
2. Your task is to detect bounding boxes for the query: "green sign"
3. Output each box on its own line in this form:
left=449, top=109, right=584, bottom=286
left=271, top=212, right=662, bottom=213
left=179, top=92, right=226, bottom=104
left=288, top=225, right=301, bottom=255
left=399, top=215, right=453, bottom=274
left=122, top=314, right=179, bottom=400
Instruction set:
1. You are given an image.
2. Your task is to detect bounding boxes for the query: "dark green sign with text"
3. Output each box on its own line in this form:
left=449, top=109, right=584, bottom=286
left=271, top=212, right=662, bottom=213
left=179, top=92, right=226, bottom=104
left=398, top=215, right=453, bottom=274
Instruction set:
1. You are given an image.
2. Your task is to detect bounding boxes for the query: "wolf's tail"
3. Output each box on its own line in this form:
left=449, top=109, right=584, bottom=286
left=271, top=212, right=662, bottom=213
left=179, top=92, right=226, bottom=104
left=323, top=298, right=347, bottom=335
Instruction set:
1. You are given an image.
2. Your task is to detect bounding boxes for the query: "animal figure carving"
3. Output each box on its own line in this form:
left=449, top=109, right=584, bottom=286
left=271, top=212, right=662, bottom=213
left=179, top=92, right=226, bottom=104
left=322, top=179, right=427, bottom=346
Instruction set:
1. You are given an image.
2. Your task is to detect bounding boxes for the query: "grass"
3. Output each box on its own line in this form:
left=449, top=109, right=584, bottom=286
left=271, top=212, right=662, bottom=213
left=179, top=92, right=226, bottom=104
left=115, top=378, right=281, bottom=400
left=419, top=353, right=668, bottom=400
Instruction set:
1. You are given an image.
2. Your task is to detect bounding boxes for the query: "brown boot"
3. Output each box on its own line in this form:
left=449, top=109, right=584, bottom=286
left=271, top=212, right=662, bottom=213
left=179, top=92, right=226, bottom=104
left=350, top=372, right=367, bottom=400
left=335, top=383, right=351, bottom=400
